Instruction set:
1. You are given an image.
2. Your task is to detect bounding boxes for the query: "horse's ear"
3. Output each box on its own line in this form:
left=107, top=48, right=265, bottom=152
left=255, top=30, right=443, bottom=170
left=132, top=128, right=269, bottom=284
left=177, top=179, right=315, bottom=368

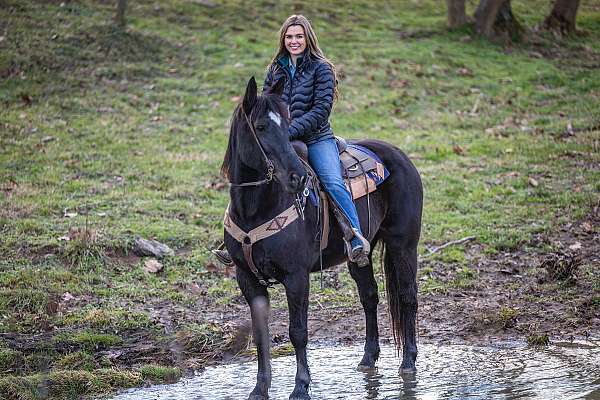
left=270, top=76, right=285, bottom=97
left=243, top=76, right=257, bottom=113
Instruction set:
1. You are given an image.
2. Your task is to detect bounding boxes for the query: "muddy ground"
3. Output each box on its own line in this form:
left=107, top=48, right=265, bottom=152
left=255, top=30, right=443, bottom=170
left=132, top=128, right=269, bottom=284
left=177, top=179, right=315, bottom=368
left=2, top=208, right=596, bottom=388
left=273, top=210, right=599, bottom=347
left=194, top=206, right=599, bottom=369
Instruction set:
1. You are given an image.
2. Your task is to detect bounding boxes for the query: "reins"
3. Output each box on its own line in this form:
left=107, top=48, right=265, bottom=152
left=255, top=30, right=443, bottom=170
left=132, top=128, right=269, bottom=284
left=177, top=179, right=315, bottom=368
left=229, top=106, right=275, bottom=187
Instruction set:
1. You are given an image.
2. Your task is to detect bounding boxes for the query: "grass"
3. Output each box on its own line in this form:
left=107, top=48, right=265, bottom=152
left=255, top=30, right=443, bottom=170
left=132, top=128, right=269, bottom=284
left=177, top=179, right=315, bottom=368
left=1, top=0, right=599, bottom=398
left=174, top=322, right=236, bottom=362
left=139, top=364, right=181, bottom=384
left=62, top=307, right=151, bottom=331
left=0, top=368, right=143, bottom=400
left=498, top=306, right=519, bottom=328
left=0, top=348, right=25, bottom=375
left=451, top=266, right=478, bottom=289
left=526, top=334, right=550, bottom=347
left=53, top=331, right=122, bottom=353
left=54, top=351, right=95, bottom=372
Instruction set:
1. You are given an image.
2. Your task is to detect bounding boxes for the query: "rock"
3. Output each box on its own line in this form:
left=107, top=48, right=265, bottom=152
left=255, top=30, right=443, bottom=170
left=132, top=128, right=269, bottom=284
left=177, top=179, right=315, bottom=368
left=133, top=237, right=174, bottom=258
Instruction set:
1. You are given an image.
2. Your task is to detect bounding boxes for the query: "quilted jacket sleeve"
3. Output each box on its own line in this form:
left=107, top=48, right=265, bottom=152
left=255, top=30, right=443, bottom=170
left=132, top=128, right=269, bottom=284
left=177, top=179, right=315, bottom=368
left=288, top=62, right=334, bottom=141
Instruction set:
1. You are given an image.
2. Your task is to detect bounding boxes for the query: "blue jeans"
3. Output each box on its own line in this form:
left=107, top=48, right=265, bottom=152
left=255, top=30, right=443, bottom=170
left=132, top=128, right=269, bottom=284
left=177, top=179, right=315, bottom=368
left=307, top=138, right=363, bottom=245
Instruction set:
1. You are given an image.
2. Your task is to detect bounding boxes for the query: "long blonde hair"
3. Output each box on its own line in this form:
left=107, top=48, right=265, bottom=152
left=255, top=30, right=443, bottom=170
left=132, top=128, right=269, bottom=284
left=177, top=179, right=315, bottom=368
left=269, top=15, right=339, bottom=101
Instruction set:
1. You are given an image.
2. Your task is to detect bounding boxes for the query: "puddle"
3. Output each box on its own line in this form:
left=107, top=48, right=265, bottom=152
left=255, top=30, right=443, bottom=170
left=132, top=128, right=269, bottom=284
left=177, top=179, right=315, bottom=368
left=109, top=341, right=600, bottom=399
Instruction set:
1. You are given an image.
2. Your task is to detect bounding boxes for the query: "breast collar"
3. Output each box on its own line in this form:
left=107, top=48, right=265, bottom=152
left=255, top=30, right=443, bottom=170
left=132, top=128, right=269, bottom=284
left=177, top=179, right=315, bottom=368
left=224, top=187, right=309, bottom=286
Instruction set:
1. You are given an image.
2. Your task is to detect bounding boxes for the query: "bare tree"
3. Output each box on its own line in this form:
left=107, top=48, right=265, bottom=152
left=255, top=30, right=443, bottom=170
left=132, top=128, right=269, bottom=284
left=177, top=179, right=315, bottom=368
left=475, top=0, right=522, bottom=40
left=493, top=0, right=523, bottom=40
left=474, top=0, right=505, bottom=36
left=543, top=0, right=580, bottom=34
left=115, top=0, right=127, bottom=27
left=446, top=0, right=469, bottom=28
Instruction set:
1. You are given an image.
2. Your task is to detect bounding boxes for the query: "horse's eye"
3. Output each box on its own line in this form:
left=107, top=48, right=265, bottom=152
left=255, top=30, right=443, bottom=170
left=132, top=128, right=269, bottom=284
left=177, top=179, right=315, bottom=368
left=256, top=123, right=266, bottom=131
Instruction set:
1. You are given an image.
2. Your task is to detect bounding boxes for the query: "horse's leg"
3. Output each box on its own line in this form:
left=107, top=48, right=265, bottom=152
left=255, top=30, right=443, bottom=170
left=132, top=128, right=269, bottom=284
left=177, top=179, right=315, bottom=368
left=348, top=255, right=380, bottom=370
left=283, top=272, right=311, bottom=400
left=383, top=241, right=418, bottom=374
left=236, top=266, right=271, bottom=400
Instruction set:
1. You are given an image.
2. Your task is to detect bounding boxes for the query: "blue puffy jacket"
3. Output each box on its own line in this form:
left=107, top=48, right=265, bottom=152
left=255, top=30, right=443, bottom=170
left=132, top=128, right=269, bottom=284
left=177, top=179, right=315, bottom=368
left=264, top=53, right=335, bottom=145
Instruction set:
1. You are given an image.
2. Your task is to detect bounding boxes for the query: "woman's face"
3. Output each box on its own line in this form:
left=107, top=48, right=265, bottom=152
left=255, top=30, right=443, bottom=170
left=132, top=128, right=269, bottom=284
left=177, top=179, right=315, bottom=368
left=284, top=25, right=306, bottom=57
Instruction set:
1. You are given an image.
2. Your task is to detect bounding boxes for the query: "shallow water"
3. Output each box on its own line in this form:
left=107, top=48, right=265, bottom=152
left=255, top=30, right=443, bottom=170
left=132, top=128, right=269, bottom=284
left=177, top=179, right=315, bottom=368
left=110, top=341, right=600, bottom=400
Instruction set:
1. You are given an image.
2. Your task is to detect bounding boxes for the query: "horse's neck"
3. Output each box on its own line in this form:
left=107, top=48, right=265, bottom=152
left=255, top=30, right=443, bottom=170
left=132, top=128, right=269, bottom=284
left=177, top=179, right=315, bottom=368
left=229, top=181, right=291, bottom=226
left=230, top=185, right=291, bottom=224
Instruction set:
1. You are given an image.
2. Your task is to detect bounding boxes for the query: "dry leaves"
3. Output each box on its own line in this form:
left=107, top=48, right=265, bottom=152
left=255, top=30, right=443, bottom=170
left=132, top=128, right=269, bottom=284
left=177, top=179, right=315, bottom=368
left=541, top=251, right=581, bottom=282
left=189, top=283, right=203, bottom=295
left=568, top=242, right=582, bottom=251
left=62, top=292, right=75, bottom=302
left=224, top=264, right=236, bottom=278
left=457, top=67, right=474, bottom=77
left=144, top=258, right=164, bottom=274
left=206, top=261, right=235, bottom=278
left=452, top=144, right=465, bottom=155
left=21, top=93, right=33, bottom=106
left=528, top=177, right=539, bottom=187
left=205, top=261, right=218, bottom=273
left=581, top=221, right=594, bottom=233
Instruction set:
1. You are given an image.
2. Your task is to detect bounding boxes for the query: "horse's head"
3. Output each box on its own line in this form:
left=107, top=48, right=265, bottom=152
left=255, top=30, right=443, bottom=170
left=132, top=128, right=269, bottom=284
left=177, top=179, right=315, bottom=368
left=222, top=77, right=307, bottom=194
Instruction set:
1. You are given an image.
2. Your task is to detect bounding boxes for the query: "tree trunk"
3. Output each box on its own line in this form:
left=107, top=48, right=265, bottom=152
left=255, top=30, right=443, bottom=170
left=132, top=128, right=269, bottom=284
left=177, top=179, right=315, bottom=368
left=475, top=0, right=522, bottom=40
left=543, top=0, right=580, bottom=34
left=475, top=0, right=505, bottom=37
left=115, top=0, right=127, bottom=27
left=446, top=0, right=469, bottom=28
left=494, top=0, right=523, bottom=40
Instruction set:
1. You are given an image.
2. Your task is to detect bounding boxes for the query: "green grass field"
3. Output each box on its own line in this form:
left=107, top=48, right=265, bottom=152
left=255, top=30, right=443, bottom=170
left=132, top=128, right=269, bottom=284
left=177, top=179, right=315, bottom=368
left=1, top=0, right=599, bottom=398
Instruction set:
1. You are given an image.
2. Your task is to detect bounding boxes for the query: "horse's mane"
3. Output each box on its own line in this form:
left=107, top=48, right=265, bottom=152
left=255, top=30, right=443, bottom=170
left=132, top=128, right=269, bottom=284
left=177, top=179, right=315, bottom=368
left=221, top=93, right=289, bottom=180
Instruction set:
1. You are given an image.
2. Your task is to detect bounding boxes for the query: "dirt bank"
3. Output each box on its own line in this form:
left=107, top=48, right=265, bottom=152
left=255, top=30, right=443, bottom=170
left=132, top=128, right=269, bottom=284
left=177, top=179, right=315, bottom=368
left=216, top=207, right=599, bottom=358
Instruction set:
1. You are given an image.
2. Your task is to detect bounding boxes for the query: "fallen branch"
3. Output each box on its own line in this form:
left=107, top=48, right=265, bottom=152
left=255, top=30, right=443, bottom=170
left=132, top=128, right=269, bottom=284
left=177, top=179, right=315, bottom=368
left=420, top=236, right=476, bottom=260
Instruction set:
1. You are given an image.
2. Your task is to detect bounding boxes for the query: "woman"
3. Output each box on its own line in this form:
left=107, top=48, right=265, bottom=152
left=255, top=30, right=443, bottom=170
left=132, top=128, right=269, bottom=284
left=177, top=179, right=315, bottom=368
left=214, top=14, right=369, bottom=267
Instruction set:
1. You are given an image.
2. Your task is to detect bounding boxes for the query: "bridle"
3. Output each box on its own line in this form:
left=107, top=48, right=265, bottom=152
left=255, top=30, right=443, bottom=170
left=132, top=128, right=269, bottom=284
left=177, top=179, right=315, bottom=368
left=229, top=105, right=276, bottom=188
left=224, top=102, right=312, bottom=287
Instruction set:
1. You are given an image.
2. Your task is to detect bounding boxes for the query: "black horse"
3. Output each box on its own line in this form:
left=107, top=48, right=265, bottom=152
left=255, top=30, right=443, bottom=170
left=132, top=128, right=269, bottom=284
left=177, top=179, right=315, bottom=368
left=221, top=77, right=423, bottom=400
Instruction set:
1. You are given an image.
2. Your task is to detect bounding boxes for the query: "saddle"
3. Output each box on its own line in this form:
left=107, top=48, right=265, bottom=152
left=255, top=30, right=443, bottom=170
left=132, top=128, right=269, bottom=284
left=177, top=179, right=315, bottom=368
left=292, top=137, right=387, bottom=201
left=292, top=137, right=389, bottom=250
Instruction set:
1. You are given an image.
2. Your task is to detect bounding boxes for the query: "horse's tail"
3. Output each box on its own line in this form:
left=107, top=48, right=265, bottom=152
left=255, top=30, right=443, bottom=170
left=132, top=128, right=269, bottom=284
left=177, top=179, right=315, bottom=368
left=381, top=242, right=417, bottom=356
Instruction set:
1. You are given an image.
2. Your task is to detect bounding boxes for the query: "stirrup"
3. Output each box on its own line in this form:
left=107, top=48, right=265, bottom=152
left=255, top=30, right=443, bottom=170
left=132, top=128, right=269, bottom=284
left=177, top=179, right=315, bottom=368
left=346, top=229, right=370, bottom=267
left=211, top=243, right=234, bottom=267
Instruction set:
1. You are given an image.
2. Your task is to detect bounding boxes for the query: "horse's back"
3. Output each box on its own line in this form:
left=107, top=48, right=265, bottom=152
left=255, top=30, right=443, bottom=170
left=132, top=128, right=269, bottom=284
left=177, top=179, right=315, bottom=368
left=352, top=139, right=423, bottom=245
left=352, top=139, right=421, bottom=186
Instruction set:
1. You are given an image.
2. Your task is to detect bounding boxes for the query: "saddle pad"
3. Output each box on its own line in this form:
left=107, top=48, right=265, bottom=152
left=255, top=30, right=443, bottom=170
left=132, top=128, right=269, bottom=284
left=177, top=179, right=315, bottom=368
left=307, top=144, right=389, bottom=205
left=343, top=145, right=389, bottom=200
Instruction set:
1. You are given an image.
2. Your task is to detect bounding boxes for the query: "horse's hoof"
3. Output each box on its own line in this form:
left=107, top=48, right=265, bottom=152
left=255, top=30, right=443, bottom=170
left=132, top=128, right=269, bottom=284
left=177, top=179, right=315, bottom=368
left=248, top=395, right=268, bottom=400
left=289, top=389, right=310, bottom=400
left=357, top=363, right=377, bottom=372
left=399, top=366, right=417, bottom=375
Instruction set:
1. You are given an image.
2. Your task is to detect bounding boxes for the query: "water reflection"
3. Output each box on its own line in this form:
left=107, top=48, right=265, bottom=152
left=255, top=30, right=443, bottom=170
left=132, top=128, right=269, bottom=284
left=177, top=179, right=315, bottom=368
left=109, top=341, right=600, bottom=400
left=399, top=373, right=418, bottom=400
left=363, top=369, right=383, bottom=399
